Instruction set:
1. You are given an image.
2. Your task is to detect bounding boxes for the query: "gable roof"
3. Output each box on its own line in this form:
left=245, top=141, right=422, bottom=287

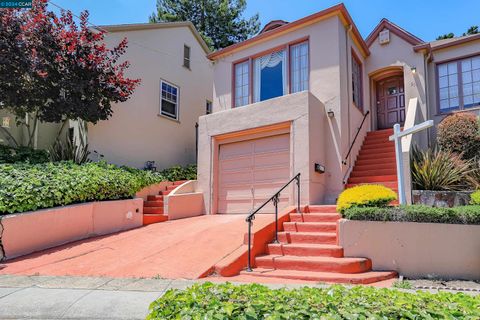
left=207, top=3, right=370, bottom=60
left=97, top=21, right=211, bottom=54
left=366, top=18, right=423, bottom=47
left=414, top=33, right=480, bottom=52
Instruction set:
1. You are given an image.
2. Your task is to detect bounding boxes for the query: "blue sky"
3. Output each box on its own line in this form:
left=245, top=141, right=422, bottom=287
left=49, top=0, right=479, bottom=41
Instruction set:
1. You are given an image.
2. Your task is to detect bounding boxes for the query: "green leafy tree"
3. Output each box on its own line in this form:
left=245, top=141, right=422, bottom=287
left=149, top=0, right=260, bottom=50
left=436, top=25, right=479, bottom=40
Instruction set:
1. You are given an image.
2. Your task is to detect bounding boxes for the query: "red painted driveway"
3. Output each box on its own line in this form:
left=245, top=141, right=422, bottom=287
left=0, top=214, right=272, bottom=279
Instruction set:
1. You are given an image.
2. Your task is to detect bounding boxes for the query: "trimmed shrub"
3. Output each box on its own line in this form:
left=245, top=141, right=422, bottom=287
left=343, top=205, right=480, bottom=225
left=336, top=184, right=397, bottom=213
left=0, top=161, right=166, bottom=215
left=411, top=146, right=473, bottom=191
left=146, top=282, right=480, bottom=319
left=159, top=164, right=197, bottom=181
left=437, top=112, right=480, bottom=160
left=0, top=145, right=49, bottom=164
left=471, top=190, right=480, bottom=205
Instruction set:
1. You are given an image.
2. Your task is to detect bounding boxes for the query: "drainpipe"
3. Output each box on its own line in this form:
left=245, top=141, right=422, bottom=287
left=345, top=24, right=353, bottom=168
left=423, top=47, right=433, bottom=147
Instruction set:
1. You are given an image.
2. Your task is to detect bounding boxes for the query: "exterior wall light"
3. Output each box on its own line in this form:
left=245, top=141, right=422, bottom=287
left=327, top=109, right=335, bottom=118
left=411, top=67, right=417, bottom=74
left=314, top=163, right=326, bottom=174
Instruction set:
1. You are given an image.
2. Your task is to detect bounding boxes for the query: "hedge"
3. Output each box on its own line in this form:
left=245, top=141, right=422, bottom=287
left=0, top=145, right=50, bottom=164
left=146, top=282, right=480, bottom=319
left=0, top=162, right=197, bottom=215
left=343, top=205, right=480, bottom=225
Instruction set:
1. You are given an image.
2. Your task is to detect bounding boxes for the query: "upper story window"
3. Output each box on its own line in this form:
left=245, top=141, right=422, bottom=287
left=438, top=55, right=480, bottom=113
left=206, top=100, right=212, bottom=114
left=233, top=39, right=310, bottom=107
left=234, top=60, right=249, bottom=107
left=253, top=49, right=287, bottom=102
left=160, top=80, right=179, bottom=120
left=351, top=53, right=363, bottom=110
left=290, top=42, right=309, bottom=93
left=183, top=45, right=191, bottom=69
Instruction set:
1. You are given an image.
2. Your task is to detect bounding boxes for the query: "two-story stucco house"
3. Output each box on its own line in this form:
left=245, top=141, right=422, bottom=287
left=88, top=22, right=213, bottom=169
left=196, top=3, right=480, bottom=215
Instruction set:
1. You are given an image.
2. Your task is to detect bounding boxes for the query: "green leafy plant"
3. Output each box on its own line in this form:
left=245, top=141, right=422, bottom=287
left=471, top=190, right=480, bottom=205
left=336, top=184, right=397, bottom=213
left=146, top=282, right=480, bottom=319
left=343, top=205, right=480, bottom=225
left=49, top=136, right=90, bottom=164
left=0, top=145, right=49, bottom=164
left=437, top=112, right=480, bottom=160
left=159, top=164, right=197, bottom=181
left=392, top=280, right=413, bottom=289
left=0, top=161, right=167, bottom=215
left=411, top=146, right=473, bottom=191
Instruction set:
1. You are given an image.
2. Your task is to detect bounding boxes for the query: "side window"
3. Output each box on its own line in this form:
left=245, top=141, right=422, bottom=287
left=183, top=45, right=191, bottom=69
left=352, top=53, right=363, bottom=110
left=206, top=100, right=212, bottom=114
left=290, top=42, right=309, bottom=93
left=234, top=61, right=249, bottom=107
left=160, top=80, right=179, bottom=120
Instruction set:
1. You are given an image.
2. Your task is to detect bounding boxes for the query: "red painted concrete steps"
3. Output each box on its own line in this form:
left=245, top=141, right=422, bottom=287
left=347, top=128, right=398, bottom=192
left=242, top=205, right=397, bottom=284
left=142, top=180, right=187, bottom=225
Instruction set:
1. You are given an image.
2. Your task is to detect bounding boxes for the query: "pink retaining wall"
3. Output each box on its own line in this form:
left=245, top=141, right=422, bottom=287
left=1, top=198, right=143, bottom=260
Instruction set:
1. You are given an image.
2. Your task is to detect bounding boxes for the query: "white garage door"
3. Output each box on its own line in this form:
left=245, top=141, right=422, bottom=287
left=218, top=133, right=291, bottom=214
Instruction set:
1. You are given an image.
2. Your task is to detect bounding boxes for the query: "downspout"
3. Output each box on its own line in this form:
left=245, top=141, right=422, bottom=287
left=345, top=24, right=353, bottom=168
left=0, top=217, right=5, bottom=261
left=423, top=46, right=433, bottom=147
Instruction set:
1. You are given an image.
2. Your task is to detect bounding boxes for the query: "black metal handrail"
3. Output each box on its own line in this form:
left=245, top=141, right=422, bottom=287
left=342, top=110, right=370, bottom=165
left=245, top=173, right=301, bottom=272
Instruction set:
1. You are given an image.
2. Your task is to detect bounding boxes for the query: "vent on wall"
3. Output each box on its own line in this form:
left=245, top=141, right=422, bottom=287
left=379, top=29, right=390, bottom=45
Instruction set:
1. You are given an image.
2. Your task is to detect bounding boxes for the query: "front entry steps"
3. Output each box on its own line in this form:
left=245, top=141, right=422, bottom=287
left=346, top=129, right=399, bottom=202
left=240, top=205, right=397, bottom=284
left=143, top=180, right=186, bottom=225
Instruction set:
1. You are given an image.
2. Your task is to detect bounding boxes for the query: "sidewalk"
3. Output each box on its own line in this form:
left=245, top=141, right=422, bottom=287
left=0, top=275, right=318, bottom=319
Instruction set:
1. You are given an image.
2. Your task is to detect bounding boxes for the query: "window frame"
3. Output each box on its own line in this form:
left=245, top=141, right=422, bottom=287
left=232, top=37, right=310, bottom=108
left=183, top=44, right=191, bottom=70
left=436, top=53, right=480, bottom=114
left=160, top=79, right=180, bottom=121
left=206, top=100, right=212, bottom=114
left=351, top=49, right=363, bottom=112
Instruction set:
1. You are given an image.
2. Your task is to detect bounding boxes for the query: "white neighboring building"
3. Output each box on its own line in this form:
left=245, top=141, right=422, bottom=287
left=88, top=22, right=213, bottom=169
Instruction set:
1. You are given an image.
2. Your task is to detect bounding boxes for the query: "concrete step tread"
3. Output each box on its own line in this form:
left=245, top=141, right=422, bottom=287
left=268, top=243, right=342, bottom=250
left=284, top=222, right=337, bottom=226
left=241, top=268, right=397, bottom=284
left=279, top=231, right=336, bottom=236
left=256, top=255, right=368, bottom=263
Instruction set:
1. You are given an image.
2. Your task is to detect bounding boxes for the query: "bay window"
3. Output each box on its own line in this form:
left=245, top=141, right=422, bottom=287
left=233, top=40, right=309, bottom=107
left=438, top=55, right=480, bottom=113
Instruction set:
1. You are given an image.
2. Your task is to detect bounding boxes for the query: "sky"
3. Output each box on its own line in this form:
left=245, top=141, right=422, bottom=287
left=49, top=0, right=480, bottom=42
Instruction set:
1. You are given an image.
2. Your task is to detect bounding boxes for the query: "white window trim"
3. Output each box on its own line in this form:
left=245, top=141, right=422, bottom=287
left=160, top=79, right=180, bottom=121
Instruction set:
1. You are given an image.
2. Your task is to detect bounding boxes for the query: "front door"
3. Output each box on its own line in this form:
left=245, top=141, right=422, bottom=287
left=376, top=76, right=405, bottom=129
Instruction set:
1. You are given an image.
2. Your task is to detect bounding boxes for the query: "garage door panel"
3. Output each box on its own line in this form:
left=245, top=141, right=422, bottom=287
left=218, top=133, right=290, bottom=214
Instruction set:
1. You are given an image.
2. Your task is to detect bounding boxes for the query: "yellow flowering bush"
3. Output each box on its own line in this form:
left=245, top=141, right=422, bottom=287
left=337, top=184, right=397, bottom=213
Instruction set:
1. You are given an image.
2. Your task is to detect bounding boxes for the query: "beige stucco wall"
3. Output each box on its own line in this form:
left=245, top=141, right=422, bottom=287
left=366, top=30, right=429, bottom=147
left=427, top=40, right=480, bottom=141
left=198, top=92, right=327, bottom=214
left=338, top=219, right=480, bottom=280
left=87, top=26, right=213, bottom=169
left=202, top=15, right=372, bottom=209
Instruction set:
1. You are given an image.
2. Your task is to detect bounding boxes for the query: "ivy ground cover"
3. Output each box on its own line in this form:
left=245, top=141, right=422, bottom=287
left=147, top=282, right=480, bottom=319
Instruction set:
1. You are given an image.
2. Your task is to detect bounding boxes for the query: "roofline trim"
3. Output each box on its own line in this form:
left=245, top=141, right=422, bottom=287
left=207, top=3, right=370, bottom=60
left=365, top=18, right=423, bottom=47
left=414, top=33, right=480, bottom=52
left=98, top=21, right=211, bottom=54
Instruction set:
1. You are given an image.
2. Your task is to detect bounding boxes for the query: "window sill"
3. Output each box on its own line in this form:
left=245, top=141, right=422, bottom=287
left=436, top=106, right=480, bottom=117
left=158, top=113, right=181, bottom=123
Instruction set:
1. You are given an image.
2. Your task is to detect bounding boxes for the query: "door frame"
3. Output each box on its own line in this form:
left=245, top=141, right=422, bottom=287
left=369, top=66, right=405, bottom=130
